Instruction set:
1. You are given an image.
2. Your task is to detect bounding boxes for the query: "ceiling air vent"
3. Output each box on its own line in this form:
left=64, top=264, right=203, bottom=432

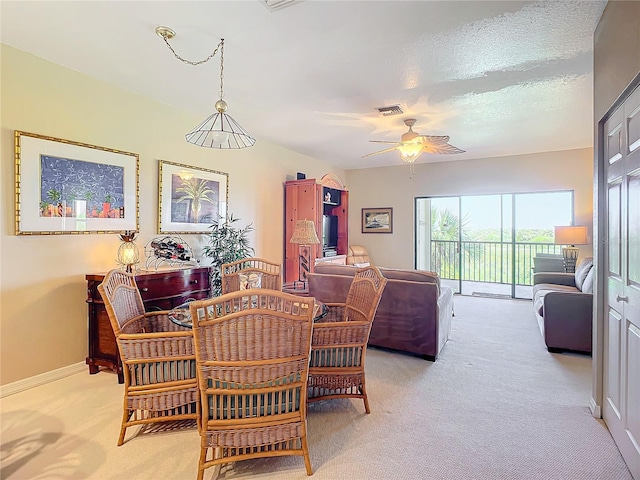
left=261, top=0, right=302, bottom=12
left=376, top=105, right=403, bottom=116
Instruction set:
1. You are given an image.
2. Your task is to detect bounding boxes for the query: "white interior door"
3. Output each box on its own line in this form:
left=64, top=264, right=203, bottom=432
left=603, top=84, right=640, bottom=480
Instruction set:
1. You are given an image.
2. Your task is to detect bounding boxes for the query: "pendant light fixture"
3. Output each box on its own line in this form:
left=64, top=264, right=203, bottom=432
left=156, top=26, right=255, bottom=149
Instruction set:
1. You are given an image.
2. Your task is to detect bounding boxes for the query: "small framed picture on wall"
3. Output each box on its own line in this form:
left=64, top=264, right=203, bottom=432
left=361, top=207, right=393, bottom=234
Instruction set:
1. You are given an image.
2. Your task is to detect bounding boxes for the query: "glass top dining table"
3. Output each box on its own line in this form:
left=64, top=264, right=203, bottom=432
left=168, top=298, right=328, bottom=328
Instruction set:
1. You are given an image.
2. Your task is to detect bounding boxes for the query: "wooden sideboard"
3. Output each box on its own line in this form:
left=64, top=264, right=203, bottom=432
left=85, top=267, right=211, bottom=383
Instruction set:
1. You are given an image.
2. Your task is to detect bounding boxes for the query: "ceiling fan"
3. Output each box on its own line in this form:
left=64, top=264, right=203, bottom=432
left=363, top=118, right=465, bottom=175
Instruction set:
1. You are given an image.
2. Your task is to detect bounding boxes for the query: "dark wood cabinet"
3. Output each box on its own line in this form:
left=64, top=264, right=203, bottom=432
left=85, top=267, right=211, bottom=383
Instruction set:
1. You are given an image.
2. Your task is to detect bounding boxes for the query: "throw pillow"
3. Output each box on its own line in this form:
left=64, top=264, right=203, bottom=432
left=581, top=267, right=595, bottom=294
left=239, top=272, right=262, bottom=290
left=574, top=257, right=593, bottom=291
left=353, top=262, right=370, bottom=267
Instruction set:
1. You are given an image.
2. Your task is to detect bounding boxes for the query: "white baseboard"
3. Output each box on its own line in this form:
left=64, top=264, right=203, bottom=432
left=589, top=397, right=602, bottom=418
left=1, top=362, right=86, bottom=398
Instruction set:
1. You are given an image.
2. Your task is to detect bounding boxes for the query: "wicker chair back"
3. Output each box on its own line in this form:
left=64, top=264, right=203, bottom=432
left=221, top=257, right=282, bottom=294
left=98, top=269, right=199, bottom=446
left=308, top=266, right=387, bottom=413
left=189, top=289, right=314, bottom=480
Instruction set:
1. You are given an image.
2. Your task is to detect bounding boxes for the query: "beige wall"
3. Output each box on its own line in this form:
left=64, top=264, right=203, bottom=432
left=0, top=45, right=344, bottom=385
left=594, top=1, right=640, bottom=121
left=345, top=148, right=594, bottom=269
left=592, top=1, right=640, bottom=414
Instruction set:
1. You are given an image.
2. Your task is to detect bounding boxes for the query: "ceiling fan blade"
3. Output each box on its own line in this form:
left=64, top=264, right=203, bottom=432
left=361, top=146, right=400, bottom=158
left=422, top=143, right=466, bottom=155
left=420, top=135, right=450, bottom=144
left=369, top=140, right=402, bottom=144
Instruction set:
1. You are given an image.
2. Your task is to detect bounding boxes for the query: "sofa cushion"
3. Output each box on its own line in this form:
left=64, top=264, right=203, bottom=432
left=574, top=257, right=593, bottom=291
left=314, top=263, right=440, bottom=286
left=581, top=267, right=594, bottom=294
left=378, top=267, right=440, bottom=286
left=532, top=283, right=580, bottom=297
left=314, top=263, right=360, bottom=277
left=533, top=284, right=581, bottom=316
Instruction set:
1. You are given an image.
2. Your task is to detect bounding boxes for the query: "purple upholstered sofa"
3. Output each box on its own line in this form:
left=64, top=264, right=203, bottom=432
left=532, top=257, right=594, bottom=354
left=308, top=263, right=454, bottom=360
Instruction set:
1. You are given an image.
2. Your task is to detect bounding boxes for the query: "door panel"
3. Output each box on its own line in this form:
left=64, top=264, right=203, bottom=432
left=607, top=122, right=623, bottom=164
left=628, top=172, right=640, bottom=282
left=604, top=84, right=640, bottom=480
left=609, top=182, right=622, bottom=277
left=606, top=308, right=622, bottom=417
left=627, top=323, right=640, bottom=456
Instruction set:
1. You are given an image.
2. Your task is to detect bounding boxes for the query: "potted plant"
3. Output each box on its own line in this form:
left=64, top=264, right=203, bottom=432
left=202, top=214, right=254, bottom=297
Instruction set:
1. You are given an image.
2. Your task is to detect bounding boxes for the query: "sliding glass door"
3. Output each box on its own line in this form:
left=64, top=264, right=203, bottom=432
left=416, top=191, right=573, bottom=299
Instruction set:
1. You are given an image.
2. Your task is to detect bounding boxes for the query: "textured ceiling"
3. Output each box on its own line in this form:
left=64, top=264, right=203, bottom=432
left=0, top=1, right=606, bottom=170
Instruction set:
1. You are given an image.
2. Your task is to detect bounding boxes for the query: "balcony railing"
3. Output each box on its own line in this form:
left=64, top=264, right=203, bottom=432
left=431, top=240, right=562, bottom=286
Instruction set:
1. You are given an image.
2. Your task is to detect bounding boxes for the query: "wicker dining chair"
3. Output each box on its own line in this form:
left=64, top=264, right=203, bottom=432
left=189, top=289, right=315, bottom=480
left=97, top=269, right=199, bottom=446
left=308, top=266, right=387, bottom=414
left=221, top=257, right=282, bottom=294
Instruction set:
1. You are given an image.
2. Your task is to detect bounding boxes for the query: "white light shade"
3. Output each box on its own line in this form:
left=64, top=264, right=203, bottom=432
left=398, top=142, right=423, bottom=163
left=117, top=241, right=139, bottom=273
left=186, top=112, right=256, bottom=149
left=554, top=225, right=588, bottom=246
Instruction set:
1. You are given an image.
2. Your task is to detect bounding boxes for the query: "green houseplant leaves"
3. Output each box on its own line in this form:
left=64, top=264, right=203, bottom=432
left=202, top=214, right=254, bottom=297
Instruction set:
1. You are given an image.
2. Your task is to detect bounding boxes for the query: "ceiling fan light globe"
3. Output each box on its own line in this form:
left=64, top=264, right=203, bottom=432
left=400, top=149, right=422, bottom=163
left=398, top=142, right=422, bottom=157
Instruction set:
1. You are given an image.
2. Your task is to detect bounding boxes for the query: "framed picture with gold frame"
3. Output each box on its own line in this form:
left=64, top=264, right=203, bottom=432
left=158, top=160, right=229, bottom=234
left=361, top=207, right=393, bottom=234
left=14, top=131, right=139, bottom=235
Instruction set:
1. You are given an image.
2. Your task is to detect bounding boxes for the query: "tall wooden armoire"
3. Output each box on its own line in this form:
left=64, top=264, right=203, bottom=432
left=284, top=175, right=348, bottom=283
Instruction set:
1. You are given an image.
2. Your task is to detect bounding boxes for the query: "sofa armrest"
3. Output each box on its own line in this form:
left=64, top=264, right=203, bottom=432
left=533, top=272, right=577, bottom=287
left=542, top=291, right=592, bottom=353
left=308, top=273, right=351, bottom=303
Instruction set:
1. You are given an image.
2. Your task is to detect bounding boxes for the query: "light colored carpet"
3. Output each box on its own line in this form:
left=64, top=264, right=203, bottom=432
left=1, top=295, right=633, bottom=479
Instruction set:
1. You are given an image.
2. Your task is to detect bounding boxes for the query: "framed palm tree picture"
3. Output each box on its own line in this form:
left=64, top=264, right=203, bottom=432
left=158, top=160, right=228, bottom=233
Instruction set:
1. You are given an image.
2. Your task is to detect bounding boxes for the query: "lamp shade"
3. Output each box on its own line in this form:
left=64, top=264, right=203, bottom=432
left=289, top=219, right=320, bottom=245
left=185, top=111, right=256, bottom=149
left=554, top=225, right=588, bottom=246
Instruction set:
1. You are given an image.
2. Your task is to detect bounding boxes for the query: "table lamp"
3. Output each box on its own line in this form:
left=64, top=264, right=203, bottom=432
left=116, top=231, right=140, bottom=273
left=554, top=225, right=588, bottom=273
left=289, top=219, right=320, bottom=288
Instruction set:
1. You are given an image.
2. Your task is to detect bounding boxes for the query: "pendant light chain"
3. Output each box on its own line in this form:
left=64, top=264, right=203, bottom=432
left=219, top=40, right=224, bottom=100
left=159, top=33, right=224, bottom=67
left=156, top=26, right=254, bottom=149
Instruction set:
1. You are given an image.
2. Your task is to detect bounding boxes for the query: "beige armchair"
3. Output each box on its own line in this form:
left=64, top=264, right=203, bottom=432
left=346, top=245, right=371, bottom=266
